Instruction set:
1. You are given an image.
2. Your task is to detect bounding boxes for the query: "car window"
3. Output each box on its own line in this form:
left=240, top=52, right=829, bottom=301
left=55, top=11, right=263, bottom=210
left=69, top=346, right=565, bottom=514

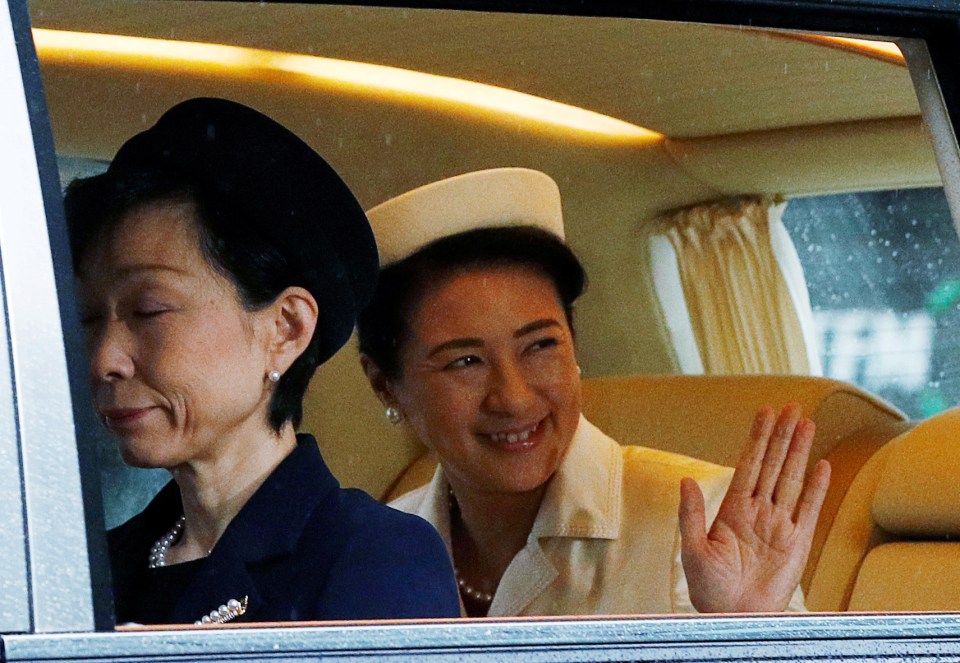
left=783, top=187, right=960, bottom=419
left=16, top=0, right=960, bottom=647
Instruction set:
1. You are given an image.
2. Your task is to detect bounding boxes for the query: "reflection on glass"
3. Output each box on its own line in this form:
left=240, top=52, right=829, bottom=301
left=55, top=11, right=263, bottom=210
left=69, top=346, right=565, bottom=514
left=27, top=0, right=950, bottom=622
left=784, top=187, right=960, bottom=418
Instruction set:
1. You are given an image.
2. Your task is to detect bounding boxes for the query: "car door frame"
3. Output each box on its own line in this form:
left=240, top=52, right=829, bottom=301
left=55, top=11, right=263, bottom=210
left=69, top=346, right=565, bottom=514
left=1, top=0, right=959, bottom=659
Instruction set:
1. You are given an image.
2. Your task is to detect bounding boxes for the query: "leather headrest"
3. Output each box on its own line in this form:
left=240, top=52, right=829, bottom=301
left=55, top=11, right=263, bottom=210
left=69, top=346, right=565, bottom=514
left=873, top=407, right=960, bottom=536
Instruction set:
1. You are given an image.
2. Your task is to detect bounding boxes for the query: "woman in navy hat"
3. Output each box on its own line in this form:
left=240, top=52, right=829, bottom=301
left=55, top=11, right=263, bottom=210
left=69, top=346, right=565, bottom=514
left=65, top=98, right=459, bottom=625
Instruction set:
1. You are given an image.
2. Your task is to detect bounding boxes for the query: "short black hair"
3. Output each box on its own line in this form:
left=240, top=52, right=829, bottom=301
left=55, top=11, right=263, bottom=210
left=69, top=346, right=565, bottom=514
left=65, top=98, right=378, bottom=433
left=357, top=225, right=586, bottom=380
left=65, top=169, right=323, bottom=432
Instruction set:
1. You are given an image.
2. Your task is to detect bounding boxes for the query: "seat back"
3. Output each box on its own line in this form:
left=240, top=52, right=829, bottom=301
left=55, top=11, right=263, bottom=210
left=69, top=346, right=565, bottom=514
left=578, top=374, right=903, bottom=468
left=807, top=406, right=960, bottom=611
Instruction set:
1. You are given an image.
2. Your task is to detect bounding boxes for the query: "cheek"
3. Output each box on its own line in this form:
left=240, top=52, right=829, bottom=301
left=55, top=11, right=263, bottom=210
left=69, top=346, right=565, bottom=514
left=527, top=352, right=580, bottom=395
left=399, top=376, right=479, bottom=438
left=146, top=316, right=258, bottom=395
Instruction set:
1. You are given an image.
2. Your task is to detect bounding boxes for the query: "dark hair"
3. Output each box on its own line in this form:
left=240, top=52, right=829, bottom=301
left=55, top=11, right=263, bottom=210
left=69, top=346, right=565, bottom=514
left=64, top=98, right=378, bottom=435
left=65, top=168, right=323, bottom=432
left=357, top=225, right=586, bottom=379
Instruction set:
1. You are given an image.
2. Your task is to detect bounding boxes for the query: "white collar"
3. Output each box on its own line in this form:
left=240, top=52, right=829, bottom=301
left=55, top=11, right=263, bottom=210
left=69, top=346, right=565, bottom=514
left=413, top=415, right=623, bottom=545
left=530, top=415, right=622, bottom=541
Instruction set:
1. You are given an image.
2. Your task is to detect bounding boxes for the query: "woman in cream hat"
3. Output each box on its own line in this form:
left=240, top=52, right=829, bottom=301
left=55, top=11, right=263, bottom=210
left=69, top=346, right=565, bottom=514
left=358, top=168, right=830, bottom=617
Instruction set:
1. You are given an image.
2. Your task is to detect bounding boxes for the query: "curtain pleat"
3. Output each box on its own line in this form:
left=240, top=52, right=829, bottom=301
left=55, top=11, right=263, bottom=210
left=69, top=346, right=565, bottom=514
left=653, top=198, right=811, bottom=374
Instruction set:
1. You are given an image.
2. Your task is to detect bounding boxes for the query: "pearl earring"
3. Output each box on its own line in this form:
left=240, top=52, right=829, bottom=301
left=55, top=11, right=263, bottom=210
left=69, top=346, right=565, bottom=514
left=268, top=370, right=281, bottom=383
left=385, top=406, right=402, bottom=425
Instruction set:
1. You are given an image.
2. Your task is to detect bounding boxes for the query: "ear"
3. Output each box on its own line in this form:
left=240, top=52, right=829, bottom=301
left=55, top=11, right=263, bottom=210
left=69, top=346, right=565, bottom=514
left=360, top=353, right=399, bottom=409
left=264, top=286, right=319, bottom=376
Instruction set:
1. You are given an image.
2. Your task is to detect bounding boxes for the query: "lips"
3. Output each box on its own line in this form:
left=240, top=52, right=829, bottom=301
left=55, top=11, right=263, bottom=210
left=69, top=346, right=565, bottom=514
left=100, top=406, right=157, bottom=431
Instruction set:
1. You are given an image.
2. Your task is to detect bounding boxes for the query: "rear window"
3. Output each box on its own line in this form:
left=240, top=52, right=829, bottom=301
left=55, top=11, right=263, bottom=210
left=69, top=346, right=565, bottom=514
left=783, top=187, right=960, bottom=418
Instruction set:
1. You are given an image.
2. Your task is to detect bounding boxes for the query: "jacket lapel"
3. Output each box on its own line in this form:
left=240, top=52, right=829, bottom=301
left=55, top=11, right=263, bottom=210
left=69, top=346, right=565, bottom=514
left=488, top=539, right=558, bottom=616
left=491, top=417, right=623, bottom=616
left=533, top=416, right=622, bottom=541
left=171, top=434, right=338, bottom=624
left=404, top=418, right=624, bottom=617
left=170, top=542, right=265, bottom=624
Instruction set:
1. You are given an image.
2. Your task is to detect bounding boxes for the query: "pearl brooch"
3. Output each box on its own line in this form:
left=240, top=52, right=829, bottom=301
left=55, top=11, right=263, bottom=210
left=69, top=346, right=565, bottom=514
left=148, top=515, right=185, bottom=569
left=194, top=596, right=249, bottom=625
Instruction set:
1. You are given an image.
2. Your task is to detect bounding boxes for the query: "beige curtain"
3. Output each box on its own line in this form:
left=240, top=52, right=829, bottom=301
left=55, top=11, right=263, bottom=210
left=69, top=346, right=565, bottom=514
left=652, top=197, right=812, bottom=374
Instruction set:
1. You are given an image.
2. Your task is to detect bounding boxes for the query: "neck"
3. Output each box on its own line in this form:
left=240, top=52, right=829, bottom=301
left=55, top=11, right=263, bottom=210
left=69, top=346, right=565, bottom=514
left=448, top=481, right=547, bottom=599
left=165, top=424, right=298, bottom=564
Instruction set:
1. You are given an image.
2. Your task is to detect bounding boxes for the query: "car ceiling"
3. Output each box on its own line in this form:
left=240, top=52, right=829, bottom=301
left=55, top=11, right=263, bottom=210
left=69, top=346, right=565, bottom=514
left=26, top=0, right=943, bottom=379
left=29, top=1, right=920, bottom=140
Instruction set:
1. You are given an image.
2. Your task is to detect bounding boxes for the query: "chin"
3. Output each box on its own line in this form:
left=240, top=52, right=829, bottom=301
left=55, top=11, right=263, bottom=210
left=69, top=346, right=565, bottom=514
left=493, top=466, right=557, bottom=494
left=115, top=438, right=170, bottom=470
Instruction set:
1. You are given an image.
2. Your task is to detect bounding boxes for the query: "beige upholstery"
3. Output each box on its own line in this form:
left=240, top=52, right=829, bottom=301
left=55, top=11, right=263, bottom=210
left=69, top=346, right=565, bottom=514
left=807, top=407, right=960, bottom=612
left=803, top=420, right=910, bottom=594
left=383, top=374, right=907, bottom=595
left=576, top=374, right=903, bottom=469
left=300, top=337, right=426, bottom=502
left=848, top=543, right=960, bottom=611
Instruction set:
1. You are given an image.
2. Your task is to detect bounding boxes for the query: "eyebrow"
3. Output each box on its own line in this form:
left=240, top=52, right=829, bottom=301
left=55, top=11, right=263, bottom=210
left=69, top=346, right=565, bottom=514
left=515, top=318, right=562, bottom=338
left=79, top=262, right=193, bottom=282
left=425, top=319, right=563, bottom=358
left=113, top=263, right=194, bottom=278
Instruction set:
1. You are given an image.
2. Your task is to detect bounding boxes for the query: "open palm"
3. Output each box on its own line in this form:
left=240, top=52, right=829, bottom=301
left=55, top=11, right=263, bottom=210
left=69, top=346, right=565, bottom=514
left=679, top=404, right=831, bottom=613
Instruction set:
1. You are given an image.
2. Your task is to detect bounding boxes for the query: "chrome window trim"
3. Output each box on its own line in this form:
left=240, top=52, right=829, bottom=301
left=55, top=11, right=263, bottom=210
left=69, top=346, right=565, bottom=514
left=0, top=0, right=96, bottom=634
left=2, top=0, right=960, bottom=659
left=0, top=244, right=30, bottom=635
left=902, top=38, right=960, bottom=230
left=0, top=9, right=30, bottom=623
left=0, top=0, right=40, bottom=635
left=6, top=614, right=960, bottom=661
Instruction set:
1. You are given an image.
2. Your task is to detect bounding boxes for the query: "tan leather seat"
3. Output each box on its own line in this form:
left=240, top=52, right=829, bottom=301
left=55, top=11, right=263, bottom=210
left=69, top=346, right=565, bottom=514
left=806, top=406, right=960, bottom=611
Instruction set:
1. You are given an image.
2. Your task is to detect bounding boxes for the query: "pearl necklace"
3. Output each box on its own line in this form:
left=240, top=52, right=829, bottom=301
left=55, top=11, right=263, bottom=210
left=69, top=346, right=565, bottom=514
left=148, top=515, right=186, bottom=569
left=455, top=570, right=494, bottom=604
left=148, top=515, right=214, bottom=569
left=448, top=489, right=495, bottom=606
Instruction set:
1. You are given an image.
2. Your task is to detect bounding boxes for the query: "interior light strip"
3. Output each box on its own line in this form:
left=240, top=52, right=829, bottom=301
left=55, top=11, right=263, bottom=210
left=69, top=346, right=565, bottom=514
left=32, top=28, right=663, bottom=142
left=773, top=31, right=905, bottom=65
left=815, top=36, right=905, bottom=64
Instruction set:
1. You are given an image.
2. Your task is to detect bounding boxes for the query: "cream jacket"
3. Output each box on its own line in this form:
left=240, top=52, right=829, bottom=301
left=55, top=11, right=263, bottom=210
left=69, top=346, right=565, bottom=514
left=391, top=415, right=806, bottom=616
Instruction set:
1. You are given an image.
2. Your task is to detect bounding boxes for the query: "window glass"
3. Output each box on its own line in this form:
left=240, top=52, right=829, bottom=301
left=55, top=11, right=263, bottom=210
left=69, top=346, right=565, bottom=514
left=782, top=188, right=960, bottom=418
left=26, top=0, right=954, bottom=630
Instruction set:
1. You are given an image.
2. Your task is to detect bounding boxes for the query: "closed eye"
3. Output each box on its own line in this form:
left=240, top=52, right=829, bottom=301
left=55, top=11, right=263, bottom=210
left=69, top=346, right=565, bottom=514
left=132, top=300, right=177, bottom=319
left=134, top=308, right=170, bottom=318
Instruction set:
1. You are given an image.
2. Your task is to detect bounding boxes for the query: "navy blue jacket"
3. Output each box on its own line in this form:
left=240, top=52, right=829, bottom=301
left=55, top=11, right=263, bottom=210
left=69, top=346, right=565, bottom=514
left=109, top=434, right=460, bottom=624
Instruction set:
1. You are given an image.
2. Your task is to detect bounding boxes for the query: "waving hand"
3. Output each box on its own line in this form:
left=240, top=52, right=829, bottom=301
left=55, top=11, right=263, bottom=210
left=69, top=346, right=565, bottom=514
left=678, top=403, right=831, bottom=613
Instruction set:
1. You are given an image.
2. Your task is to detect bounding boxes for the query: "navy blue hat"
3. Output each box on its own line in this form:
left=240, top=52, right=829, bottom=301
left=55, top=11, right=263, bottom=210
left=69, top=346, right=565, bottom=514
left=107, top=97, right=379, bottom=363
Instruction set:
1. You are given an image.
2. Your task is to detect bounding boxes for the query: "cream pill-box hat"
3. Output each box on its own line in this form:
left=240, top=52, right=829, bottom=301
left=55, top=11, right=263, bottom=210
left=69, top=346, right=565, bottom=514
left=366, top=168, right=565, bottom=266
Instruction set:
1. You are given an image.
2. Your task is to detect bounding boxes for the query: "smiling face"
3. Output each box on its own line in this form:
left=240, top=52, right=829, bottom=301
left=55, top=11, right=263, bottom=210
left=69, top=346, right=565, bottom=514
left=76, top=198, right=275, bottom=469
left=387, top=264, right=582, bottom=496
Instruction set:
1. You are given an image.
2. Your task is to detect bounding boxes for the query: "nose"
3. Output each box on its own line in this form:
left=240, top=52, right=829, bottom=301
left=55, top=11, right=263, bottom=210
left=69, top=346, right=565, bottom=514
left=87, top=319, right=135, bottom=383
left=484, top=358, right=536, bottom=415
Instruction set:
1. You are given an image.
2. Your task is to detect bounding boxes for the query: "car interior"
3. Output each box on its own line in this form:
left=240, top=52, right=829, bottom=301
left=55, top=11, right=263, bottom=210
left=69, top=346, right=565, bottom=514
left=24, top=0, right=960, bottom=618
